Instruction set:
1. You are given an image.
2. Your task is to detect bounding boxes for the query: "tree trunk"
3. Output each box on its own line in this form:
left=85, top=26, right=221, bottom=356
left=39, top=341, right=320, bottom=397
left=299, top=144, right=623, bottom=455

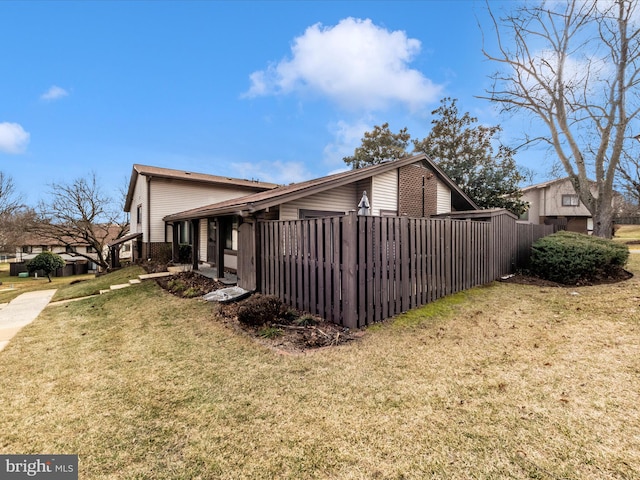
left=592, top=198, right=614, bottom=239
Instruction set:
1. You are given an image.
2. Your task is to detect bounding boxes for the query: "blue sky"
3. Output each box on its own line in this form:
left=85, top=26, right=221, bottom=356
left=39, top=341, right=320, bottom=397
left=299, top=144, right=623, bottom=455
left=0, top=0, right=550, bottom=208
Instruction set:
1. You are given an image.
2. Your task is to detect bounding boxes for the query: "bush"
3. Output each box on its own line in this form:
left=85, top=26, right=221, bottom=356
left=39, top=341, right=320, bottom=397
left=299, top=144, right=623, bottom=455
left=237, top=294, right=285, bottom=326
left=529, top=231, right=629, bottom=284
left=258, top=326, right=283, bottom=339
left=178, top=244, right=192, bottom=264
left=27, top=252, right=65, bottom=282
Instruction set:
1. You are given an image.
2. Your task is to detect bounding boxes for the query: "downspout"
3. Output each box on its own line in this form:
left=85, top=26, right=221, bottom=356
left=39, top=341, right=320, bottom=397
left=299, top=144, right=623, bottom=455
left=422, top=175, right=425, bottom=217
left=146, top=175, right=152, bottom=259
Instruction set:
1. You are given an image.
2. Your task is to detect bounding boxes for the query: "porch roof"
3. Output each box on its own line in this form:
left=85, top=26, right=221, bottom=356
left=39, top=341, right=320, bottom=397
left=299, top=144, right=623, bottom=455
left=108, top=231, right=142, bottom=247
left=163, top=154, right=479, bottom=222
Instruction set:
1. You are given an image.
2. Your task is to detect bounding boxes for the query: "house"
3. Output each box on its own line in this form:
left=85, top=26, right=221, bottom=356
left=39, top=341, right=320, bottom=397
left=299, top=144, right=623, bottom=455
left=122, top=164, right=279, bottom=262
left=520, top=177, right=595, bottom=234
left=161, top=154, right=479, bottom=283
left=11, top=225, right=123, bottom=276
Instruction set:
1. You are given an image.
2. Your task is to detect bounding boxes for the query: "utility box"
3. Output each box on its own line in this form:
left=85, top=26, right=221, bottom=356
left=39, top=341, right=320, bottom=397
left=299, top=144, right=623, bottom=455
left=18, top=272, right=29, bottom=278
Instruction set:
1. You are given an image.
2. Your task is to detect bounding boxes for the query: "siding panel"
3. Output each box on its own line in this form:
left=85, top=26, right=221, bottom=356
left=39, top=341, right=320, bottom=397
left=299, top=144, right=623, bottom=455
left=436, top=180, right=451, bottom=214
left=371, top=170, right=398, bottom=215
left=279, top=184, right=358, bottom=220
left=149, top=178, right=263, bottom=242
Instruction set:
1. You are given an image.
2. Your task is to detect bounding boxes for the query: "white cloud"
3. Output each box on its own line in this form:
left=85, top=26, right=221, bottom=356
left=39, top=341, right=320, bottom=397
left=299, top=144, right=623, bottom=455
left=229, top=160, right=313, bottom=185
left=323, top=119, right=372, bottom=167
left=41, top=85, right=69, bottom=101
left=244, top=18, right=443, bottom=111
left=0, top=122, right=30, bottom=154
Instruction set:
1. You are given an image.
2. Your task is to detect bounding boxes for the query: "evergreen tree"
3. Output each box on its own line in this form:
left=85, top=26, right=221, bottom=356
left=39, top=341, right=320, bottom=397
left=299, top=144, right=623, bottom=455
left=343, top=123, right=411, bottom=169
left=27, top=252, right=65, bottom=282
left=413, top=98, right=527, bottom=216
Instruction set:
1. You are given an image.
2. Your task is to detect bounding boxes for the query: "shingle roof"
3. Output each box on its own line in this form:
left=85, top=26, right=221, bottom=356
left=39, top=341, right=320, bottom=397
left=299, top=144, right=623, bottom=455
left=124, top=164, right=279, bottom=211
left=521, top=177, right=568, bottom=192
left=163, top=154, right=479, bottom=222
left=21, top=223, right=126, bottom=247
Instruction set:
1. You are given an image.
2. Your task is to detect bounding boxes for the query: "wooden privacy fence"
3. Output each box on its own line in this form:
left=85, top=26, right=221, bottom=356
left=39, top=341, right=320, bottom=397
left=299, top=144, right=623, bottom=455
left=254, top=212, right=553, bottom=328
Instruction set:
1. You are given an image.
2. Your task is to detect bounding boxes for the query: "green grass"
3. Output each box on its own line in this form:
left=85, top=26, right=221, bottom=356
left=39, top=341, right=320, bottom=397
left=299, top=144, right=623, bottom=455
left=0, top=262, right=96, bottom=304
left=0, top=263, right=146, bottom=304
left=51, top=265, right=146, bottom=302
left=0, top=260, right=639, bottom=478
left=614, top=224, right=640, bottom=244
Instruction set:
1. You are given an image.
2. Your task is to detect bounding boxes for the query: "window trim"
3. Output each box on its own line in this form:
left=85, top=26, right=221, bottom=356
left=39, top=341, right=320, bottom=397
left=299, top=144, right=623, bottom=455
left=561, top=194, right=580, bottom=207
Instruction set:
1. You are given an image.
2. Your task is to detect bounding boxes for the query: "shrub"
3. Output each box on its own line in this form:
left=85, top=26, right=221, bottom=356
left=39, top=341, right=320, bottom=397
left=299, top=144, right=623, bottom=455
left=178, top=244, right=192, bottom=264
left=27, top=252, right=65, bottom=282
left=237, top=294, right=285, bottom=326
left=295, top=314, right=318, bottom=326
left=529, top=231, right=629, bottom=284
left=166, top=279, right=186, bottom=293
left=183, top=287, right=200, bottom=298
left=258, top=326, right=283, bottom=339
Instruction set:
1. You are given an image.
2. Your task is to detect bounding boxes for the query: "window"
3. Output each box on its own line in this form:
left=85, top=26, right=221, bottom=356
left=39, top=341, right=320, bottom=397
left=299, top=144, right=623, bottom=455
left=22, top=246, right=32, bottom=254
left=136, top=205, right=142, bottom=224
left=66, top=246, right=77, bottom=254
left=561, top=194, right=579, bottom=207
left=299, top=209, right=344, bottom=219
left=41, top=245, right=50, bottom=252
left=86, top=246, right=95, bottom=253
left=178, top=221, right=191, bottom=244
left=224, top=218, right=239, bottom=250
left=379, top=209, right=398, bottom=217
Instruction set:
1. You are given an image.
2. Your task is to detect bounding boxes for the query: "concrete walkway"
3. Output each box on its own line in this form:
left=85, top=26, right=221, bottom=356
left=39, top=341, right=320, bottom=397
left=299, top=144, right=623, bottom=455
left=0, top=289, right=57, bottom=352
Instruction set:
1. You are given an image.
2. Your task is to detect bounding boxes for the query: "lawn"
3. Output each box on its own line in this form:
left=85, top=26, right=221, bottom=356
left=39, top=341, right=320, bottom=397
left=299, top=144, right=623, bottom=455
left=0, top=263, right=146, bottom=304
left=614, top=224, right=640, bottom=246
left=0, top=262, right=96, bottom=304
left=0, top=257, right=638, bottom=478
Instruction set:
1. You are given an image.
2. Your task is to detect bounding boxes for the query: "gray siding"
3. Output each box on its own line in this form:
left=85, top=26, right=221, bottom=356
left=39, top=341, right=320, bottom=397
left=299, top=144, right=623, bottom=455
left=149, top=178, right=262, bottom=243
left=130, top=175, right=148, bottom=239
left=371, top=170, right=398, bottom=215
left=436, top=179, right=451, bottom=214
left=279, top=183, right=358, bottom=220
left=198, top=221, right=208, bottom=262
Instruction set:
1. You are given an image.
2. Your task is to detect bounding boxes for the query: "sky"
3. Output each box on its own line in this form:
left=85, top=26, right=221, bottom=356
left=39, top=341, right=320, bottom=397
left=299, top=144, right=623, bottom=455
left=0, top=0, right=552, bottom=208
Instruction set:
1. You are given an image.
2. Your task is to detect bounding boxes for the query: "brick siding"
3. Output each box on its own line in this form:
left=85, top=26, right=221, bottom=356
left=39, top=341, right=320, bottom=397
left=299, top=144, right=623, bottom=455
left=398, top=164, right=438, bottom=217
left=143, top=242, right=172, bottom=262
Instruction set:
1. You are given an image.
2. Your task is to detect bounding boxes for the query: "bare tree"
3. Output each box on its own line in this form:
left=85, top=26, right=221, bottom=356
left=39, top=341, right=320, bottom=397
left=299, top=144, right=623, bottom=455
left=482, top=0, right=640, bottom=237
left=0, top=208, right=37, bottom=254
left=616, top=143, right=640, bottom=208
left=36, top=173, right=128, bottom=270
left=0, top=172, right=22, bottom=217
left=0, top=172, right=28, bottom=253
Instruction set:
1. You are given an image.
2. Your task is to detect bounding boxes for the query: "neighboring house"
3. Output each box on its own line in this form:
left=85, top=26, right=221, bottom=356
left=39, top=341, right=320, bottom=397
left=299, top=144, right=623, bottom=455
left=162, top=154, right=479, bottom=276
left=123, top=164, right=279, bottom=261
left=521, top=177, right=597, bottom=234
left=14, top=225, right=123, bottom=274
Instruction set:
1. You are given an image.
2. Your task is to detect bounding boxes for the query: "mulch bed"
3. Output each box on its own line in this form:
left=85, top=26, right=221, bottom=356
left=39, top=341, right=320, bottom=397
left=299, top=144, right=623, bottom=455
left=215, top=300, right=360, bottom=353
left=500, top=267, right=633, bottom=287
left=154, top=271, right=226, bottom=297
left=150, top=269, right=359, bottom=352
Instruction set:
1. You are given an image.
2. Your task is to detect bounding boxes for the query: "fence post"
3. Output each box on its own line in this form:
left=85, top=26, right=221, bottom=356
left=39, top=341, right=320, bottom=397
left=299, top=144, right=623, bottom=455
left=342, top=211, right=358, bottom=329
